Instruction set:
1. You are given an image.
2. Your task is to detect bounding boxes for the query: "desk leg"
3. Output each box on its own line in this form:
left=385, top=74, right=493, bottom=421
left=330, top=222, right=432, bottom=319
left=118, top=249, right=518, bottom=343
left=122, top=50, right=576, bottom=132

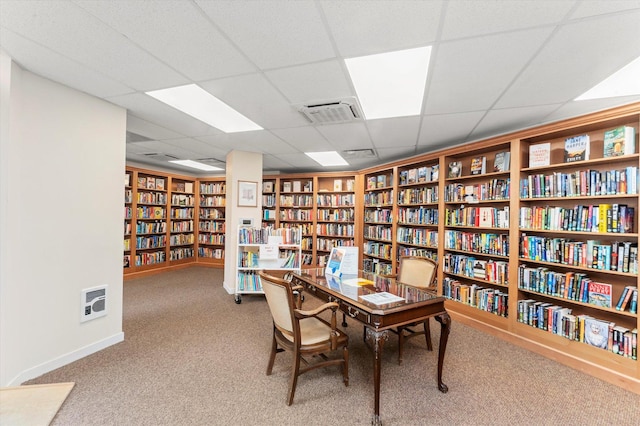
left=434, top=312, right=451, bottom=393
left=365, top=327, right=388, bottom=426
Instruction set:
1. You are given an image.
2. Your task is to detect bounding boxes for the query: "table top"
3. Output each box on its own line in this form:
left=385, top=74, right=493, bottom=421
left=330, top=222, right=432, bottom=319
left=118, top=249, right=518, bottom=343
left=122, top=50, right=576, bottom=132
left=293, top=268, right=443, bottom=314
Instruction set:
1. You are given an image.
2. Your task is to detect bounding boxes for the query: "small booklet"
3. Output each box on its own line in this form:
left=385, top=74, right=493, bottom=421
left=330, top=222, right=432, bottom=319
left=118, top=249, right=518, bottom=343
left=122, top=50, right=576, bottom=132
left=360, top=292, right=405, bottom=305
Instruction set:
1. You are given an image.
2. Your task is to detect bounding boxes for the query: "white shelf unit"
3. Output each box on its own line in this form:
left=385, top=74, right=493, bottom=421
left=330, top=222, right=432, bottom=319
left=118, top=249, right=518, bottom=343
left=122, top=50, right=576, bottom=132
left=235, top=225, right=302, bottom=303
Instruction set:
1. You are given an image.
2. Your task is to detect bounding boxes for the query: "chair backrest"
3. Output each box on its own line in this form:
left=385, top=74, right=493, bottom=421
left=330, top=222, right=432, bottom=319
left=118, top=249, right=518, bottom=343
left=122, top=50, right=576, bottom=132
left=259, top=272, right=295, bottom=335
left=397, top=256, right=437, bottom=289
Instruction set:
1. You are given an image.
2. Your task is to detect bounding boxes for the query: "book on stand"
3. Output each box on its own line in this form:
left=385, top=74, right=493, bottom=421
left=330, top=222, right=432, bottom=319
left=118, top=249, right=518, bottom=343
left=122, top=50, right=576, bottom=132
left=333, top=179, right=343, bottom=191
left=529, top=143, right=551, bottom=167
left=448, top=161, right=462, bottom=178
left=470, top=156, right=486, bottom=175
left=564, top=134, right=590, bottom=162
left=584, top=317, right=611, bottom=349
left=603, top=126, right=636, bottom=157
left=587, top=281, right=612, bottom=308
left=493, top=151, right=510, bottom=172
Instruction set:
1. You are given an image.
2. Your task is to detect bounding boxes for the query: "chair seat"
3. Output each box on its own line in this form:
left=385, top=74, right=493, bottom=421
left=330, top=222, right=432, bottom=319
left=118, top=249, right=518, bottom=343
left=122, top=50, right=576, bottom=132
left=281, top=317, right=338, bottom=346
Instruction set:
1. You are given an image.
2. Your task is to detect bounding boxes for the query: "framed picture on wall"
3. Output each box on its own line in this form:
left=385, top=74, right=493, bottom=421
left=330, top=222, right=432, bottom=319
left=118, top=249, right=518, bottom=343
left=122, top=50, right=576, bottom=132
left=238, top=180, right=258, bottom=207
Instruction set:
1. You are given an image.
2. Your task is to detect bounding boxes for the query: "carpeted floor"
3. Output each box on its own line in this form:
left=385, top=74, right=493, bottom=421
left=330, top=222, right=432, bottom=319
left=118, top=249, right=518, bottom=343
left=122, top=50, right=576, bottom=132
left=24, top=267, right=640, bottom=425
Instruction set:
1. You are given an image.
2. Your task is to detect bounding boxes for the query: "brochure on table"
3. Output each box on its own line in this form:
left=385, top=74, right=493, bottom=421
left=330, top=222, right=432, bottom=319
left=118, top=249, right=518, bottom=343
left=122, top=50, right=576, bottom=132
left=325, top=247, right=359, bottom=277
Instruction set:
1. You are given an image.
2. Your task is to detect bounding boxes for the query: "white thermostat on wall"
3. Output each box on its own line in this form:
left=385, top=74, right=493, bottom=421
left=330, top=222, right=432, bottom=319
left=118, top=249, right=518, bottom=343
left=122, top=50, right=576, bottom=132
left=81, top=285, right=107, bottom=323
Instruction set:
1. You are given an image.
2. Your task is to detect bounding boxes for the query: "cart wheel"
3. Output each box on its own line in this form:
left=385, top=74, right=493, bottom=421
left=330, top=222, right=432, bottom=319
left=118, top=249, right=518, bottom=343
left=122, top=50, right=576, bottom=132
left=235, top=295, right=242, bottom=304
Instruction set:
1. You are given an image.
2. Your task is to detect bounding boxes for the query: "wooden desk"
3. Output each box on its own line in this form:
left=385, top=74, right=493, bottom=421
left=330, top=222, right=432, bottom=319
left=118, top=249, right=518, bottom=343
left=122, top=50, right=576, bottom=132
left=291, top=269, right=451, bottom=425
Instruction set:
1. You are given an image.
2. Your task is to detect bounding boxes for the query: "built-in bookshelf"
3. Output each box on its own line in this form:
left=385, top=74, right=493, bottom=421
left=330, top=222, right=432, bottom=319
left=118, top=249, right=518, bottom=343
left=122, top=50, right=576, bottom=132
left=315, top=175, right=357, bottom=267
left=133, top=171, right=168, bottom=269
left=197, top=179, right=226, bottom=265
left=363, top=168, right=395, bottom=275
left=441, top=143, right=512, bottom=320
left=279, top=177, right=314, bottom=266
left=169, top=177, right=196, bottom=263
left=262, top=178, right=277, bottom=224
left=396, top=160, right=440, bottom=269
left=124, top=170, right=133, bottom=269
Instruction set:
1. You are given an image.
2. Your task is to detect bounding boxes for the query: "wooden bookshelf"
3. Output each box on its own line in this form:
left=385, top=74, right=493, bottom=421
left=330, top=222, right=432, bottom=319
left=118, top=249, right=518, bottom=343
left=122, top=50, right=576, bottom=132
left=197, top=178, right=226, bottom=266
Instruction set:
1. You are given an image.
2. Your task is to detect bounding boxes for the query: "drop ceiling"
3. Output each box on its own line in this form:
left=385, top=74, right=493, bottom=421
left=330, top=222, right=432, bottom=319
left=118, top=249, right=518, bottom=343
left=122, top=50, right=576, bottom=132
left=1, top=0, right=639, bottom=175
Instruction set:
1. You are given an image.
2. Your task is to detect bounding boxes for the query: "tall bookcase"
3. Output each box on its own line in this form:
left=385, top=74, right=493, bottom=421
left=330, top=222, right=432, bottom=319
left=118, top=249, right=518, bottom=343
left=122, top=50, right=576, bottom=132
left=124, top=170, right=133, bottom=269
left=362, top=168, right=395, bottom=274
left=197, top=178, right=226, bottom=266
left=169, top=177, right=196, bottom=263
left=278, top=177, right=315, bottom=266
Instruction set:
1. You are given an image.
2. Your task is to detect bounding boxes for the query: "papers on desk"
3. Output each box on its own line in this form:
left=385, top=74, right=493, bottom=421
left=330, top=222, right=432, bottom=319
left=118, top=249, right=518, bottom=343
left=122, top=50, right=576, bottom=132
left=341, top=277, right=374, bottom=286
left=360, top=292, right=405, bottom=305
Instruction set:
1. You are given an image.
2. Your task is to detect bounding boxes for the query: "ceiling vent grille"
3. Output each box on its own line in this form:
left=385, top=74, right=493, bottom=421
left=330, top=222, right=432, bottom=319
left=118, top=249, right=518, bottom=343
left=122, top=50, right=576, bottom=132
left=298, top=97, right=363, bottom=125
left=142, top=152, right=179, bottom=162
left=196, top=157, right=226, bottom=166
left=342, top=148, right=377, bottom=158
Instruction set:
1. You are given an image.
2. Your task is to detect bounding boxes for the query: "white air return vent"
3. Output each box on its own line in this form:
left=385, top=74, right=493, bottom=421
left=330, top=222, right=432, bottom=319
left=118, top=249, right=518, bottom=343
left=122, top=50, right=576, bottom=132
left=142, top=152, right=180, bottom=162
left=342, top=148, right=377, bottom=158
left=298, top=97, right=363, bottom=124
left=196, top=157, right=225, bottom=166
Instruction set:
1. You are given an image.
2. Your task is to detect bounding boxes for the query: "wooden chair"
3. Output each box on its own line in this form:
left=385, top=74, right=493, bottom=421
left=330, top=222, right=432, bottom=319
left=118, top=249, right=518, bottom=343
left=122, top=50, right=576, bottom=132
left=259, top=271, right=349, bottom=405
left=387, top=256, right=438, bottom=365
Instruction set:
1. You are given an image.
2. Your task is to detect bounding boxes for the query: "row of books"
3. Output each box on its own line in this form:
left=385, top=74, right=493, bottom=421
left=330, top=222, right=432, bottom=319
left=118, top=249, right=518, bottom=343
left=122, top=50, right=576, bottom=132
left=317, top=208, right=355, bottom=222
left=134, top=250, right=165, bottom=266
left=364, top=208, right=392, bottom=223
left=444, top=179, right=510, bottom=203
left=136, top=206, right=164, bottom=219
left=518, top=204, right=635, bottom=234
left=443, top=254, right=508, bottom=285
left=364, top=224, right=393, bottom=241
left=136, top=220, right=166, bottom=234
left=172, top=220, right=193, bottom=232
left=279, top=194, right=314, bottom=207
left=137, top=176, right=166, bottom=190
left=316, top=238, right=355, bottom=252
left=364, top=190, right=394, bottom=206
left=364, top=241, right=392, bottom=260
left=446, top=151, right=511, bottom=179
left=170, top=208, right=193, bottom=219
left=199, top=208, right=224, bottom=219
left=136, top=192, right=167, bottom=205
left=444, top=230, right=510, bottom=256
left=199, top=182, right=224, bottom=194
left=171, top=194, right=194, bottom=207
left=397, top=247, right=437, bottom=259
left=169, top=234, right=194, bottom=246
left=316, top=223, right=354, bottom=237
left=237, top=271, right=262, bottom=292
left=398, top=187, right=438, bottom=205
left=198, top=233, right=224, bottom=245
left=366, top=174, right=392, bottom=190
left=174, top=181, right=195, bottom=194
left=169, top=247, right=194, bottom=261
left=517, top=300, right=637, bottom=359
left=520, top=167, right=638, bottom=198
left=443, top=277, right=509, bottom=317
left=520, top=235, right=638, bottom=274
left=262, top=194, right=276, bottom=207
left=124, top=189, right=132, bottom=204
left=397, top=206, right=438, bottom=226
left=445, top=206, right=510, bottom=228
left=197, top=247, right=224, bottom=259
left=278, top=251, right=300, bottom=268
left=238, top=226, right=302, bottom=245
left=135, top=235, right=166, bottom=250
left=396, top=227, right=438, bottom=247
left=616, top=286, right=638, bottom=312
left=316, top=194, right=355, bottom=206
left=200, top=195, right=226, bottom=206
left=363, top=258, right=393, bottom=275
left=279, top=209, right=312, bottom=221
left=198, top=221, right=224, bottom=232
left=282, top=180, right=313, bottom=193
left=398, top=164, right=440, bottom=185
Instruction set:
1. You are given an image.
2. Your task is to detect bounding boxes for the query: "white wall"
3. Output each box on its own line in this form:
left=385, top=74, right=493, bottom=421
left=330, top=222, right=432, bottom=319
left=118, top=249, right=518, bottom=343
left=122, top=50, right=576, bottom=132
left=0, top=52, right=125, bottom=386
left=223, top=150, right=262, bottom=293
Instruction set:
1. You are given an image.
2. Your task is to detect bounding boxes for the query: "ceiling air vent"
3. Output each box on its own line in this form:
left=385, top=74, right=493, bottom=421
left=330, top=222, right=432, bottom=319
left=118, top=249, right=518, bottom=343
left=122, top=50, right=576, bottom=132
left=142, top=152, right=179, bottom=162
left=298, top=97, right=362, bottom=125
left=342, top=148, right=377, bottom=159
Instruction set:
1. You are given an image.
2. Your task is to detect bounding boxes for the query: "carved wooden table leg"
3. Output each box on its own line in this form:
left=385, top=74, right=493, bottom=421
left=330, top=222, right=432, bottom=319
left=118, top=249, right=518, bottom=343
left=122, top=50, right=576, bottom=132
left=435, top=312, right=451, bottom=393
left=365, top=327, right=389, bottom=425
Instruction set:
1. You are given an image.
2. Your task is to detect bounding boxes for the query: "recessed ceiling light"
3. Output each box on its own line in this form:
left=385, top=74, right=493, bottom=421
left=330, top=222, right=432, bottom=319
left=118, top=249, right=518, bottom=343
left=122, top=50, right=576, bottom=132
left=345, top=46, right=431, bottom=120
left=146, top=84, right=262, bottom=133
left=305, top=151, right=349, bottom=167
left=575, top=56, right=640, bottom=101
left=169, top=159, right=223, bottom=171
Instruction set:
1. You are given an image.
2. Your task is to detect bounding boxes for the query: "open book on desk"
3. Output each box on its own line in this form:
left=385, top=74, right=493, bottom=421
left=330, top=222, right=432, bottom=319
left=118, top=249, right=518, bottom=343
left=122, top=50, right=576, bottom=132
left=360, top=292, right=405, bottom=305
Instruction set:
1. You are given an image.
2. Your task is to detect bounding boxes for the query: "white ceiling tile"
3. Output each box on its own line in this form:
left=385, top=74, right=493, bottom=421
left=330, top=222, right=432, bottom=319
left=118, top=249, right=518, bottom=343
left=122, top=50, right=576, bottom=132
left=196, top=0, right=335, bottom=69
left=126, top=115, right=184, bottom=140
left=75, top=0, right=257, bottom=81
left=367, top=117, right=421, bottom=149
left=265, top=60, right=354, bottom=105
left=1, top=28, right=133, bottom=99
left=127, top=140, right=199, bottom=159
left=263, top=154, right=299, bottom=172
left=270, top=127, right=332, bottom=152
left=160, top=138, right=228, bottom=160
left=107, top=93, right=223, bottom=137
left=496, top=11, right=640, bottom=108
left=199, top=74, right=308, bottom=129
left=570, top=1, right=640, bottom=19
left=267, top=153, right=326, bottom=171
left=218, top=131, right=294, bottom=155
left=544, top=97, right=640, bottom=123
left=320, top=1, right=443, bottom=57
left=425, top=28, right=552, bottom=114
left=375, top=147, right=419, bottom=165
left=418, top=111, right=485, bottom=148
left=1, top=1, right=188, bottom=91
left=315, top=122, right=373, bottom=152
left=441, top=0, right=576, bottom=40
left=469, top=104, right=562, bottom=141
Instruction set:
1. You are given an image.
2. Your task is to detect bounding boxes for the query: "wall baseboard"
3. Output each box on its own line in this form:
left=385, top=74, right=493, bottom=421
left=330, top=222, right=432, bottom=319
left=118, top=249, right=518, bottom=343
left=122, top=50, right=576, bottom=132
left=7, top=332, right=124, bottom=387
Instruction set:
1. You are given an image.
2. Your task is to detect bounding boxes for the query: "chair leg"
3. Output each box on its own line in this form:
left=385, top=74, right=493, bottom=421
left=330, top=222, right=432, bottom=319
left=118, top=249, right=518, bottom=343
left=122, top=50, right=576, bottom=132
left=397, top=327, right=405, bottom=365
left=266, top=331, right=278, bottom=375
left=424, top=319, right=433, bottom=352
left=287, top=350, right=302, bottom=406
left=342, top=346, right=349, bottom=386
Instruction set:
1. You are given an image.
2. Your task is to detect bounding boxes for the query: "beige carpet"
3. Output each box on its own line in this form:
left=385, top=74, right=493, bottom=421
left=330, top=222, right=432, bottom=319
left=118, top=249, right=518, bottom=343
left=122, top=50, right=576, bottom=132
left=0, top=382, right=74, bottom=426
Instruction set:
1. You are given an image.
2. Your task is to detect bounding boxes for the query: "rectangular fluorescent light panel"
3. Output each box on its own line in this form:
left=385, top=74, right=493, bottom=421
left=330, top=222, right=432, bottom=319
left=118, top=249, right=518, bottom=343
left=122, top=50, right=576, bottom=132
left=345, top=46, right=431, bottom=120
left=146, top=84, right=262, bottom=133
left=575, top=56, right=640, bottom=100
left=169, top=160, right=223, bottom=171
left=305, top=151, right=349, bottom=167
